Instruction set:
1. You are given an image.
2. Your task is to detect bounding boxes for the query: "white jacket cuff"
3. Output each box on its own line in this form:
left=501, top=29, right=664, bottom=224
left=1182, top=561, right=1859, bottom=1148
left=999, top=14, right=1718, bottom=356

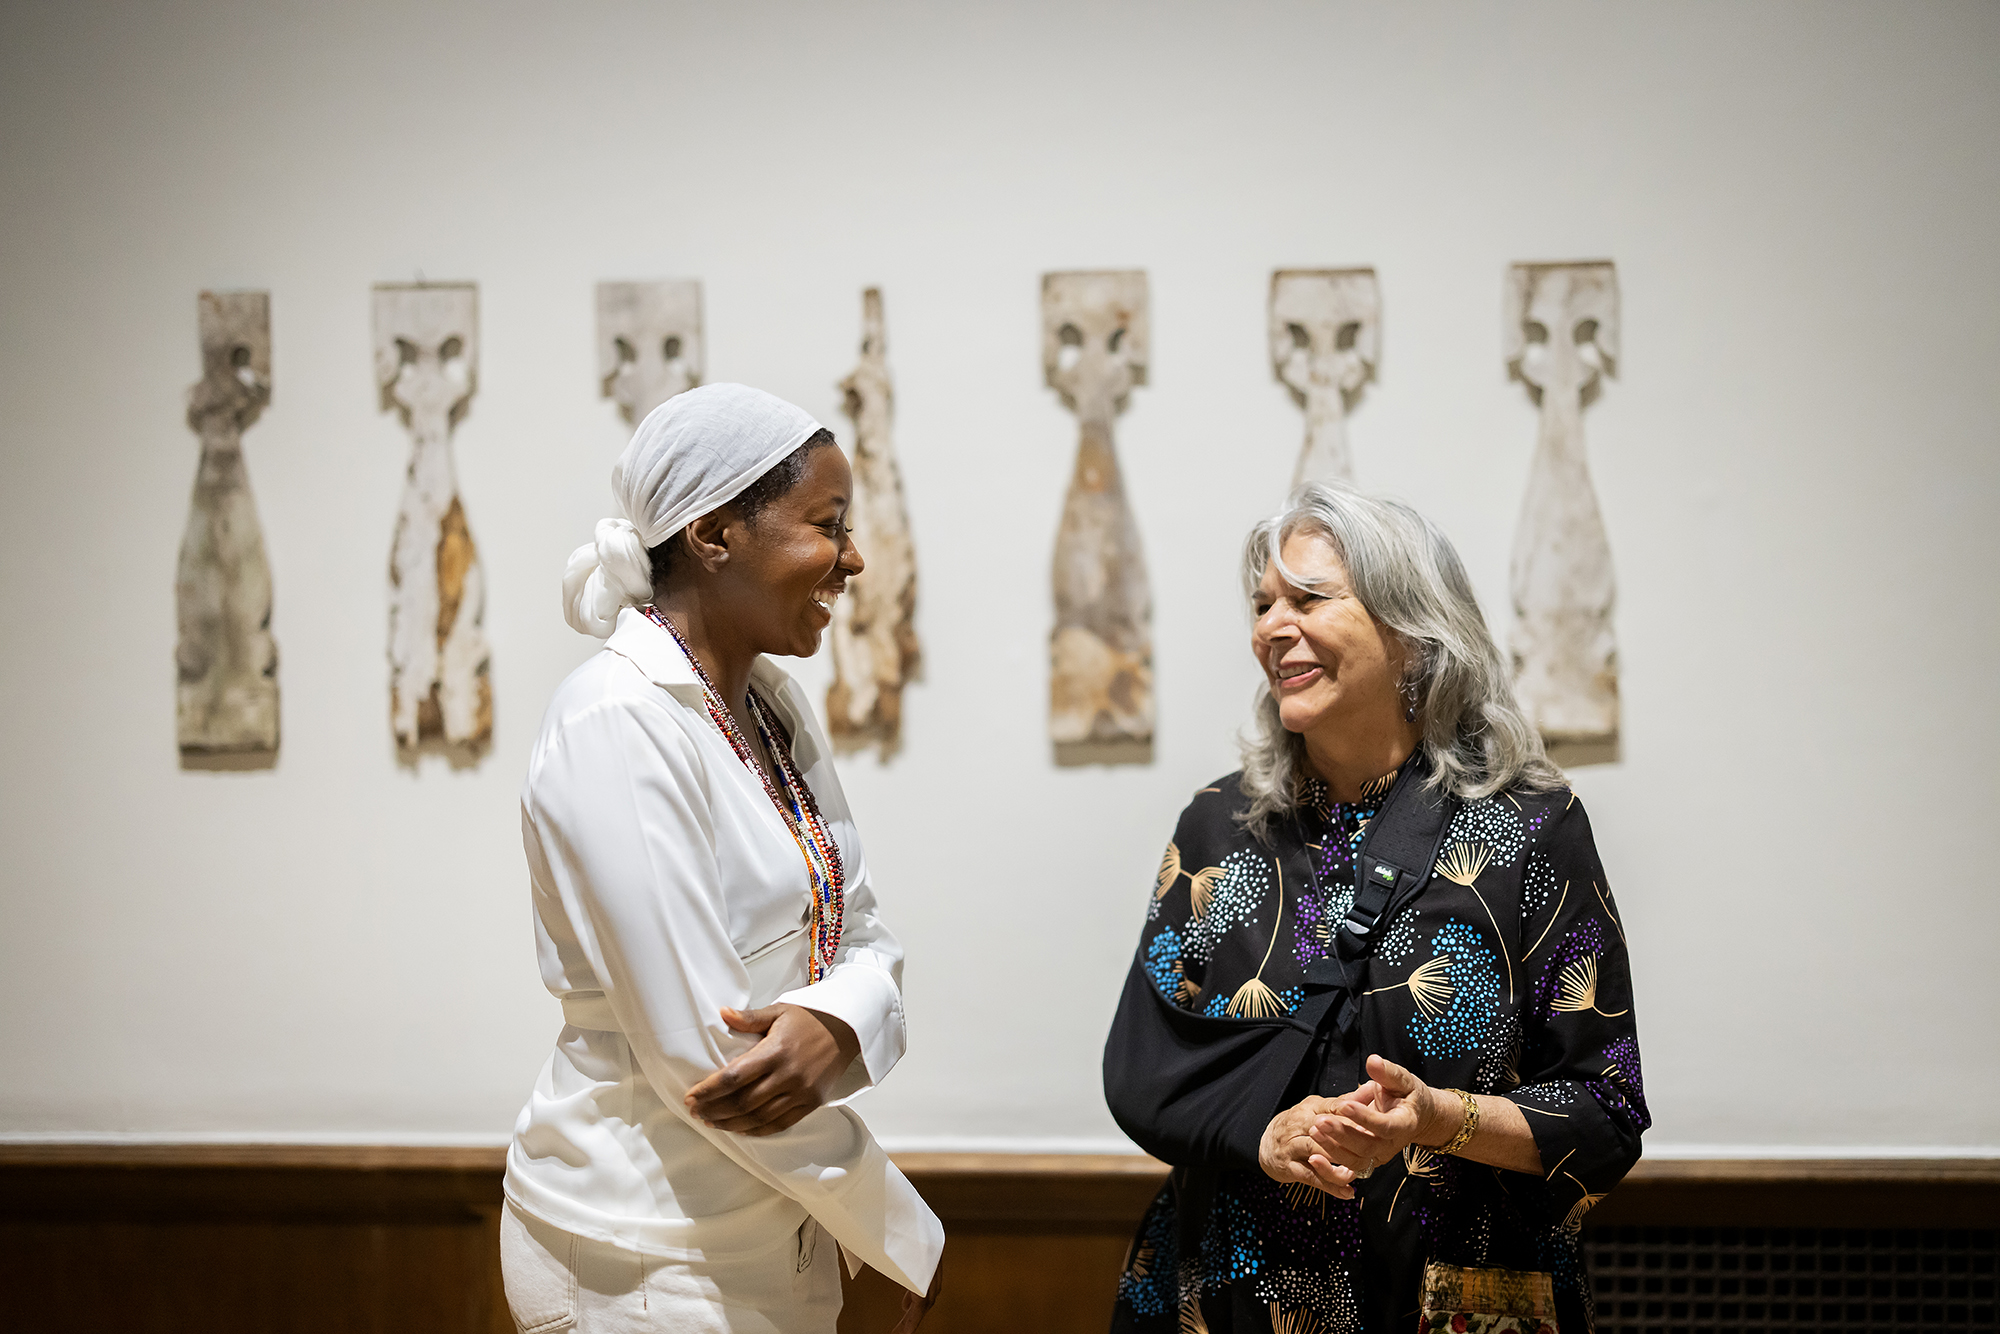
left=778, top=962, right=905, bottom=1095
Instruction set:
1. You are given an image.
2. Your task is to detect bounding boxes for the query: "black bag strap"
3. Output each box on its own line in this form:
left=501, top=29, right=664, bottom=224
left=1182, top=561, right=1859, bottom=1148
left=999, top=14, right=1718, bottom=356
left=1341, top=760, right=1456, bottom=960
left=1298, top=756, right=1457, bottom=1004
left=1285, top=760, right=1457, bottom=1098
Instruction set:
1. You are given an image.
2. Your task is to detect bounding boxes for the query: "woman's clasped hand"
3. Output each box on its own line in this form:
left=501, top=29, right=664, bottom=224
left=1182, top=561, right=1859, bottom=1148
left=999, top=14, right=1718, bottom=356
left=1260, top=1053, right=1441, bottom=1199
left=684, top=1004, right=862, bottom=1136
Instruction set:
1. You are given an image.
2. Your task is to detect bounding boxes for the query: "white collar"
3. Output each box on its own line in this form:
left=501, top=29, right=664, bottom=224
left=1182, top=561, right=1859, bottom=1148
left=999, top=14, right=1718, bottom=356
left=604, top=605, right=809, bottom=740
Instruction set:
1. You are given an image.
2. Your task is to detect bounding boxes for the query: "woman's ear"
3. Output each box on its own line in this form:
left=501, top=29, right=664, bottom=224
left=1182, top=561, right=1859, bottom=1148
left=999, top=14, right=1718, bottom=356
left=683, top=512, right=732, bottom=574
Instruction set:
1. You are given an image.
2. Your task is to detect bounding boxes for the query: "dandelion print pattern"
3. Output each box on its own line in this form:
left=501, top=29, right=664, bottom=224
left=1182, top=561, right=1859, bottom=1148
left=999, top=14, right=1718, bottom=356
left=1117, top=1196, right=1181, bottom=1318
left=1599, top=1034, right=1645, bottom=1120
left=1446, top=798, right=1529, bottom=873
left=1406, top=919, right=1502, bottom=1059
left=1522, top=847, right=1557, bottom=917
left=1374, top=903, right=1421, bottom=966
left=1366, top=954, right=1455, bottom=1018
left=1110, top=767, right=1646, bottom=1334
left=1145, top=925, right=1186, bottom=999
left=1227, top=861, right=1291, bottom=1019
left=1476, top=1008, right=1525, bottom=1093
left=1534, top=918, right=1620, bottom=1021
left=1184, top=849, right=1278, bottom=969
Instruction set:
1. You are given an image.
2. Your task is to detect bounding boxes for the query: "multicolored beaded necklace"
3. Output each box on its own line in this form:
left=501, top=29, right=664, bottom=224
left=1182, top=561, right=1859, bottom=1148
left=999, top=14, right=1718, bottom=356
left=642, top=604, right=845, bottom=983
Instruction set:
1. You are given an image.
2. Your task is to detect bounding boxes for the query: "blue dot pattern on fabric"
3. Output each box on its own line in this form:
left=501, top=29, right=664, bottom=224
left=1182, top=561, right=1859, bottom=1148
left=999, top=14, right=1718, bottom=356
left=1143, top=925, right=1184, bottom=999
left=1406, top=918, right=1502, bottom=1060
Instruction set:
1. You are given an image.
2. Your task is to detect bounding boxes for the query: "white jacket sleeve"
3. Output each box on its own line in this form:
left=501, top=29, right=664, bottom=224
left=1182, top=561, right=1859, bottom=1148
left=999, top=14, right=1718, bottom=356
left=524, top=696, right=941, bottom=1295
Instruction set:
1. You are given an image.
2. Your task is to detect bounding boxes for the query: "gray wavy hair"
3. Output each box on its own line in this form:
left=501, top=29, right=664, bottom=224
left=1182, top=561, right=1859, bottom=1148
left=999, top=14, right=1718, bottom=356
left=1238, top=483, right=1562, bottom=839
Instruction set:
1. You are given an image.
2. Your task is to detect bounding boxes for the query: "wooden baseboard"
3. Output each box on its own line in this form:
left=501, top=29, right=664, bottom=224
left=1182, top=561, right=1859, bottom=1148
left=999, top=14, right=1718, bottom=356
left=7, top=1142, right=1992, bottom=1177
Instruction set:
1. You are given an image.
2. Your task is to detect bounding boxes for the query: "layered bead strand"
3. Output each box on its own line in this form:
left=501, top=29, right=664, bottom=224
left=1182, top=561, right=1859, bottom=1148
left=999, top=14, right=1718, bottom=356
left=643, top=604, right=846, bottom=982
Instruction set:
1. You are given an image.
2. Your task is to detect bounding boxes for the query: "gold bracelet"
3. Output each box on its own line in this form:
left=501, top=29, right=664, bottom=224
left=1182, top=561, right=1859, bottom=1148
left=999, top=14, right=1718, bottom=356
left=1436, top=1088, right=1479, bottom=1156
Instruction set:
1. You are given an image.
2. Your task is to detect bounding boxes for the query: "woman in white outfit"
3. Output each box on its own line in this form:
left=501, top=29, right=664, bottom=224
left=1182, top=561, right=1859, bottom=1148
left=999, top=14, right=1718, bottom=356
left=502, top=384, right=944, bottom=1334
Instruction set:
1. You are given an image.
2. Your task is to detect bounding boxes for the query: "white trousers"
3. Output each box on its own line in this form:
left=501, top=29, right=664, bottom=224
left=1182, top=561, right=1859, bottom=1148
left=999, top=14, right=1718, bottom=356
left=500, top=1201, right=843, bottom=1334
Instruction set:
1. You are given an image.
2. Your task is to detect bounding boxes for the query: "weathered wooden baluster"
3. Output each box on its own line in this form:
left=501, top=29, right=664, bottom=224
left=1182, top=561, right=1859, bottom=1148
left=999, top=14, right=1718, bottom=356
left=177, top=291, right=279, bottom=758
left=1043, top=270, right=1153, bottom=761
left=1504, top=261, right=1620, bottom=755
left=1269, top=268, right=1380, bottom=487
left=373, top=283, right=491, bottom=757
left=596, top=280, right=703, bottom=424
left=827, top=288, right=921, bottom=759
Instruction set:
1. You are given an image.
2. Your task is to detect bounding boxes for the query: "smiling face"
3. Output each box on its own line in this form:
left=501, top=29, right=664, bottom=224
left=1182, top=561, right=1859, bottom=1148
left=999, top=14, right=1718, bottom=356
left=1251, top=530, right=1408, bottom=743
left=719, top=445, right=865, bottom=659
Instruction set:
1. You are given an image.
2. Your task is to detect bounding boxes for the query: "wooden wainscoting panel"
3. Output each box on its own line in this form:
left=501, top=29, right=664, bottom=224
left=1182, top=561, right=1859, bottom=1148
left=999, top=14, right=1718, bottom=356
left=2, top=1145, right=1995, bottom=1333
left=1595, top=1158, right=2000, bottom=1228
left=0, top=1214, right=512, bottom=1334
left=839, top=1234, right=1133, bottom=1334
left=0, top=1153, right=513, bottom=1334
left=832, top=1156, right=1161, bottom=1334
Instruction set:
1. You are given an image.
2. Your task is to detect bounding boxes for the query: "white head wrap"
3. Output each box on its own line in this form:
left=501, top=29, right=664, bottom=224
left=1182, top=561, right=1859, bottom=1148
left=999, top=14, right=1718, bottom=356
left=563, top=383, right=824, bottom=637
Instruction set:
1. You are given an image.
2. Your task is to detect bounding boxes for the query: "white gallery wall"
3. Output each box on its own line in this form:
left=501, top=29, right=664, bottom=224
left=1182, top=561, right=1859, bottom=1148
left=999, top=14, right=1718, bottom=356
left=2, top=0, right=1996, bottom=1154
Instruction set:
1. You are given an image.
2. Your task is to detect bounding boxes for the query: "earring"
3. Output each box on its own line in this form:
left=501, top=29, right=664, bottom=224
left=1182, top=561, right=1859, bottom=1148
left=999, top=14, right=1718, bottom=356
left=1401, top=679, right=1419, bottom=723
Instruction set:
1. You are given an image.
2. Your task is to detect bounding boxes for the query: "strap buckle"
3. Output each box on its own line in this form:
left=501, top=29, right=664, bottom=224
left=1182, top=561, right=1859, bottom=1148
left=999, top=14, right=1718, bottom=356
left=1340, top=856, right=1406, bottom=942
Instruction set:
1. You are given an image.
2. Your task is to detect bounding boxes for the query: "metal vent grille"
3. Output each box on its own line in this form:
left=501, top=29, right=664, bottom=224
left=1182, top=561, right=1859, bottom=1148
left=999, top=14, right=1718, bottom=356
left=1583, top=1225, right=1999, bottom=1333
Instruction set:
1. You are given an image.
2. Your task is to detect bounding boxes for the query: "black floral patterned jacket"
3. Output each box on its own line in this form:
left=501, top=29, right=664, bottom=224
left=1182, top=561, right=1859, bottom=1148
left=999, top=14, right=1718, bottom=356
left=1102, top=764, right=1647, bottom=1334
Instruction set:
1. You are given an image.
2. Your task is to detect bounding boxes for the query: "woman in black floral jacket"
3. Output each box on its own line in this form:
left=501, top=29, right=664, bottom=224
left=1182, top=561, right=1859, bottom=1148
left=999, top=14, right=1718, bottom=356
left=1104, top=484, right=1646, bottom=1334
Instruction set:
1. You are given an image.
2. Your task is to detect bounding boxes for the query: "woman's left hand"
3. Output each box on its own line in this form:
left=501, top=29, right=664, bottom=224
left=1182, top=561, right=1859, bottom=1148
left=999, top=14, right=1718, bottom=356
left=1259, top=1096, right=1361, bottom=1199
left=684, top=1004, right=862, bottom=1136
left=1309, top=1054, right=1446, bottom=1173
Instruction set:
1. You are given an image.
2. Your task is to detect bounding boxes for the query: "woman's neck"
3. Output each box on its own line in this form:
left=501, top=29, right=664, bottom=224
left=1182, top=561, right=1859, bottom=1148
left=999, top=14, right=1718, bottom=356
left=651, top=588, right=756, bottom=709
left=1302, top=716, right=1422, bottom=803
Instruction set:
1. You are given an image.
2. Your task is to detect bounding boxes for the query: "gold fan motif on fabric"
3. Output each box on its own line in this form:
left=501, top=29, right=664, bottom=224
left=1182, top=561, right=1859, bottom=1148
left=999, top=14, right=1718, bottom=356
left=1565, top=1189, right=1608, bottom=1231
left=1551, top=952, right=1628, bottom=1018
left=1561, top=1167, right=1607, bottom=1231
left=1226, top=858, right=1288, bottom=1019
left=1282, top=1178, right=1329, bottom=1217
left=1434, top=840, right=1515, bottom=1002
left=1365, top=955, right=1454, bottom=1019
left=1268, top=1301, right=1328, bottom=1334
left=1156, top=840, right=1226, bottom=917
left=1388, top=1142, right=1443, bottom=1222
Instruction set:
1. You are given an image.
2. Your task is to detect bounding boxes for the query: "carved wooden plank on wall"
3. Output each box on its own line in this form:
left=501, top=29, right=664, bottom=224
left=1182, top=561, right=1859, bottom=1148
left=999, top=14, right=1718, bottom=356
left=1043, top=270, right=1152, bottom=762
left=177, top=290, right=279, bottom=759
left=1269, top=268, right=1380, bottom=487
left=826, top=288, right=920, bottom=758
left=1505, top=261, right=1619, bottom=757
left=374, top=283, right=491, bottom=758
left=596, top=280, right=703, bottom=424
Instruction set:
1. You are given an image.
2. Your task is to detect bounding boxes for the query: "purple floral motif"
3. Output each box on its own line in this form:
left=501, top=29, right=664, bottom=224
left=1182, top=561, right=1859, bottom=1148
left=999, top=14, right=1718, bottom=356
left=1293, top=890, right=1328, bottom=967
left=1593, top=1034, right=1650, bottom=1128
left=1603, top=1035, right=1643, bottom=1099
left=1532, top=917, right=1611, bottom=1020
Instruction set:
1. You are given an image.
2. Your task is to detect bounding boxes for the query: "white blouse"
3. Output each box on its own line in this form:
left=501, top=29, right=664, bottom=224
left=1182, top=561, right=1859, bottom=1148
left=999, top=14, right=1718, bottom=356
left=504, top=606, right=942, bottom=1296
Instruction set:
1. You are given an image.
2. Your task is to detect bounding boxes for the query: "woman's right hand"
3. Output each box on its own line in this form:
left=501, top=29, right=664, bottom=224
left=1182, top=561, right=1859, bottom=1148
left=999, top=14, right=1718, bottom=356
left=1259, top=1096, right=1360, bottom=1200
left=888, top=1247, right=943, bottom=1333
